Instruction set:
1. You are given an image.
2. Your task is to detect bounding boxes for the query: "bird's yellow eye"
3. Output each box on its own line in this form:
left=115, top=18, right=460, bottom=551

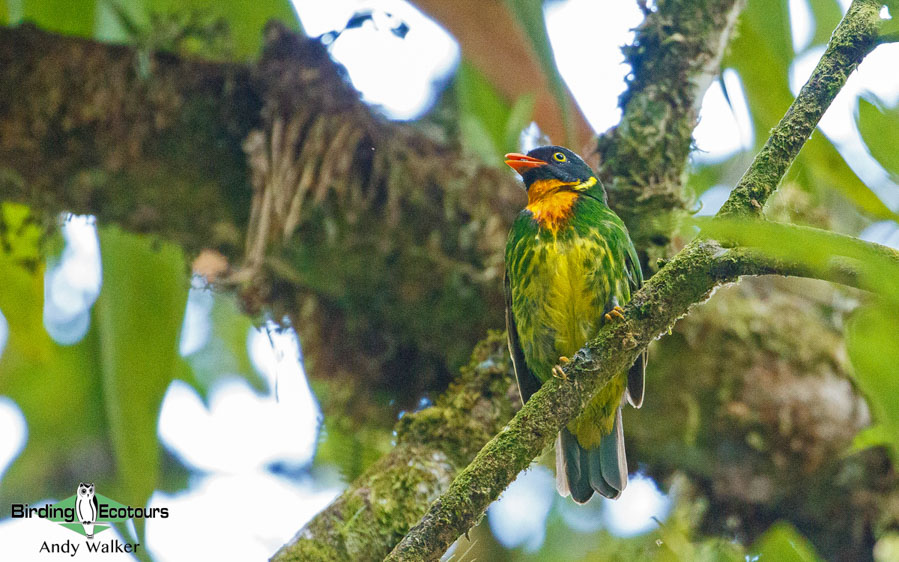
left=553, top=152, right=567, bottom=162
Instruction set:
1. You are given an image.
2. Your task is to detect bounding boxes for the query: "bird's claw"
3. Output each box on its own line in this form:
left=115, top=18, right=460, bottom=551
left=552, top=364, right=568, bottom=380
left=604, top=305, right=625, bottom=323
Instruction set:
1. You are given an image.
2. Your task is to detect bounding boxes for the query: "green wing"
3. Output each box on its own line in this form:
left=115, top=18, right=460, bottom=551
left=505, top=270, right=541, bottom=402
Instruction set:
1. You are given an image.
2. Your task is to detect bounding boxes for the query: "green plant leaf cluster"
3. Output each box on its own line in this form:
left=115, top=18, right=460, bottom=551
left=0, top=0, right=300, bottom=58
left=846, top=304, right=899, bottom=464
left=857, top=94, right=899, bottom=182
left=698, top=217, right=899, bottom=464
left=0, top=212, right=264, bottom=515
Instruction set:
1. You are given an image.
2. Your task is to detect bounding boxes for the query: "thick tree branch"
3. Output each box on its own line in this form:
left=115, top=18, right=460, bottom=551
left=0, top=23, right=520, bottom=411
left=386, top=2, right=885, bottom=559
left=272, top=333, right=515, bottom=561
left=597, top=0, right=744, bottom=260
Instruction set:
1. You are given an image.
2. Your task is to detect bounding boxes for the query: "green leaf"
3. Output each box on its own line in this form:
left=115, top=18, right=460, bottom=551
left=16, top=0, right=298, bottom=58
left=846, top=304, right=899, bottom=463
left=143, top=0, right=299, bottom=59
left=857, top=95, right=899, bottom=182
left=849, top=424, right=892, bottom=454
left=504, top=93, right=536, bottom=154
left=802, top=134, right=899, bottom=222
left=807, top=0, right=843, bottom=47
left=0, top=202, right=41, bottom=266
left=696, top=218, right=899, bottom=303
left=1, top=1, right=7, bottom=25
left=3, top=0, right=23, bottom=24
left=455, top=61, right=536, bottom=164
left=751, top=522, right=822, bottom=561
left=456, top=61, right=510, bottom=163
left=23, top=0, right=98, bottom=37
left=504, top=0, right=573, bottom=145
left=94, top=226, right=189, bottom=506
left=0, top=253, right=106, bottom=506
left=881, top=2, right=899, bottom=40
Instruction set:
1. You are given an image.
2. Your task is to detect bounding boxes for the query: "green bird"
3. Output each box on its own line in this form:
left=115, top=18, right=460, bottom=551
left=504, top=145, right=646, bottom=503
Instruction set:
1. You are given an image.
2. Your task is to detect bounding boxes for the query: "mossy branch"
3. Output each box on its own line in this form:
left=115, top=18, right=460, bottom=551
left=716, top=0, right=882, bottom=218
left=598, top=0, right=745, bottom=258
left=386, top=1, right=886, bottom=559
left=271, top=333, right=517, bottom=561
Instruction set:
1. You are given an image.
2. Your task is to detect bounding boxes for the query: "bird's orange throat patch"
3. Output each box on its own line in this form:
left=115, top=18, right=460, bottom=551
left=525, top=179, right=580, bottom=233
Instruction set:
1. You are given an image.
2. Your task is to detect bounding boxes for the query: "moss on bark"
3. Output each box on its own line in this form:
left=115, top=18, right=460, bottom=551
left=272, top=332, right=516, bottom=561
left=717, top=0, right=882, bottom=218
left=597, top=0, right=744, bottom=265
left=0, top=24, right=257, bottom=257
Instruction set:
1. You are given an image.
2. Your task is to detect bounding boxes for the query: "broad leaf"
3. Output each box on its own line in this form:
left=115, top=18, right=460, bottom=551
left=7, top=0, right=299, bottom=59
left=857, top=95, right=899, bottom=181
left=139, top=0, right=300, bottom=59
left=849, top=424, right=892, bottom=454
left=750, top=522, right=821, bottom=561
left=0, top=202, right=41, bottom=266
left=881, top=1, right=899, bottom=39
left=94, top=226, right=188, bottom=506
left=456, top=61, right=511, bottom=162
left=697, top=218, right=899, bottom=302
left=504, top=0, right=573, bottom=145
left=22, top=0, right=98, bottom=37
left=846, top=304, right=899, bottom=463
left=455, top=61, right=535, bottom=164
left=726, top=0, right=897, bottom=221
left=0, top=211, right=105, bottom=505
left=807, top=0, right=843, bottom=47
left=802, top=134, right=899, bottom=221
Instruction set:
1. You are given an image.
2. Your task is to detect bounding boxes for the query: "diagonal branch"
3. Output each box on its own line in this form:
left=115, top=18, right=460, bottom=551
left=385, top=1, right=886, bottom=559
left=717, top=0, right=882, bottom=218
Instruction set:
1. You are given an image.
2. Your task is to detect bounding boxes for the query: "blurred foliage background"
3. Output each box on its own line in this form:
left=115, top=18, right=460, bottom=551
left=1, top=0, right=899, bottom=560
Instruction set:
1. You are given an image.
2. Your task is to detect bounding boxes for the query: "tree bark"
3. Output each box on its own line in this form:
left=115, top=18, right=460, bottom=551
left=598, top=0, right=745, bottom=263
left=0, top=22, right=518, bottom=417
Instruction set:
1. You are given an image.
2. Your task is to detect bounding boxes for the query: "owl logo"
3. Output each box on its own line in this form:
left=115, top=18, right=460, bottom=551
left=75, top=482, right=98, bottom=539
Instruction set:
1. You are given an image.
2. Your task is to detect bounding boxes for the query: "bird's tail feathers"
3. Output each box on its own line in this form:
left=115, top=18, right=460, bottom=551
left=556, top=408, right=628, bottom=504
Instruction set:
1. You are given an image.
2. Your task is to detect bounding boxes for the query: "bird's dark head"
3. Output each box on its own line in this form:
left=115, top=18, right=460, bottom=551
left=504, top=146, right=594, bottom=185
left=504, top=145, right=604, bottom=204
left=504, top=146, right=606, bottom=231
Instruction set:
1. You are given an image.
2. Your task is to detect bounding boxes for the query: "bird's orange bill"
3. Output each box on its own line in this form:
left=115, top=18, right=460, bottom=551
left=505, top=153, right=546, bottom=174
